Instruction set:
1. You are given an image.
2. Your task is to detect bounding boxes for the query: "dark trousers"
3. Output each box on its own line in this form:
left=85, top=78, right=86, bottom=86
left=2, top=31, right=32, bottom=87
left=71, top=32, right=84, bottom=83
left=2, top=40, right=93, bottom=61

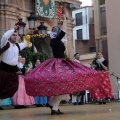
left=0, top=70, right=18, bottom=99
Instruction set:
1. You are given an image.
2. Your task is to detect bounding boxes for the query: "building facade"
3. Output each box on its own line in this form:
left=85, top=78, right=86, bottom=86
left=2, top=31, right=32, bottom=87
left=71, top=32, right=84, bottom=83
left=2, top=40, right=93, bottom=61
left=72, top=6, right=96, bottom=66
left=93, top=0, right=120, bottom=98
left=106, top=0, right=120, bottom=98
left=0, top=0, right=81, bottom=59
left=93, top=0, right=108, bottom=59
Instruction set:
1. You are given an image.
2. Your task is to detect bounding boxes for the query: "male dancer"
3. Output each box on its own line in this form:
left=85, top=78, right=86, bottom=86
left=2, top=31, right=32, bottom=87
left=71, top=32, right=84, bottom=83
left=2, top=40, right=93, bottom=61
left=0, top=25, right=29, bottom=102
left=72, top=53, right=86, bottom=105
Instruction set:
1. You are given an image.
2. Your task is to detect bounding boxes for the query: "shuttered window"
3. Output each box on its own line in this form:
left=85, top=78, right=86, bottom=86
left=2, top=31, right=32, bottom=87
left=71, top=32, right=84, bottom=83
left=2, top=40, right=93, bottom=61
left=75, top=13, right=83, bottom=26
left=77, top=29, right=83, bottom=40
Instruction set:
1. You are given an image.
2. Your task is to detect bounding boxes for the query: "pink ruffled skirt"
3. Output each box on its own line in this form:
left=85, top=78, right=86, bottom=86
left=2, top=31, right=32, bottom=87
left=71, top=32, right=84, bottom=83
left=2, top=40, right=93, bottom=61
left=12, top=75, right=35, bottom=105
left=25, top=58, right=100, bottom=96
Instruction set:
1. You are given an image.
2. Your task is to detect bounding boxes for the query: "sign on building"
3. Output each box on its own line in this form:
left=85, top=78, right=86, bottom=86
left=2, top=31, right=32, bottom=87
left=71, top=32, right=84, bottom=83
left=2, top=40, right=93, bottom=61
left=35, top=0, right=55, bottom=18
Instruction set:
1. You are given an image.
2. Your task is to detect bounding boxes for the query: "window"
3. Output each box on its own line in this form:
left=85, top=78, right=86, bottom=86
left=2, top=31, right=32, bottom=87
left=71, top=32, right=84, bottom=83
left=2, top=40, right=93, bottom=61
left=99, top=0, right=105, bottom=5
left=102, top=40, right=108, bottom=61
left=89, top=46, right=96, bottom=52
left=77, top=29, right=83, bottom=40
left=100, top=7, right=107, bottom=35
left=75, top=13, right=83, bottom=26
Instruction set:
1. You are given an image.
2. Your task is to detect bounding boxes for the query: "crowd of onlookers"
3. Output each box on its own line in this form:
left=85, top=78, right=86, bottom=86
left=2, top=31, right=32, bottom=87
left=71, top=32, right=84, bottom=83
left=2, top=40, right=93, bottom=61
left=0, top=55, right=90, bottom=110
left=0, top=52, right=114, bottom=110
left=0, top=56, right=47, bottom=110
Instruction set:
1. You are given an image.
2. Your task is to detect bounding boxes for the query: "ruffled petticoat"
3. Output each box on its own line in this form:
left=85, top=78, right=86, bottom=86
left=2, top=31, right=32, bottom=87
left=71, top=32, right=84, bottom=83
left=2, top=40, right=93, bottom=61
left=25, top=58, right=100, bottom=97
left=12, top=75, right=35, bottom=105
left=0, top=98, right=12, bottom=106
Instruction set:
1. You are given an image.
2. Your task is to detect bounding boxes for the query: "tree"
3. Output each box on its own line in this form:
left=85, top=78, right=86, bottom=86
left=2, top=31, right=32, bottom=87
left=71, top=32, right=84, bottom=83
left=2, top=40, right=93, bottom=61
left=20, top=47, right=49, bottom=67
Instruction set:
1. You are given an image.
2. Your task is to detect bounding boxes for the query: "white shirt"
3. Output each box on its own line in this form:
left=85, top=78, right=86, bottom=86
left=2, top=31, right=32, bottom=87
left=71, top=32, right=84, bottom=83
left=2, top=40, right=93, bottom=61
left=74, top=59, right=80, bottom=63
left=1, top=29, right=28, bottom=66
left=17, top=62, right=23, bottom=69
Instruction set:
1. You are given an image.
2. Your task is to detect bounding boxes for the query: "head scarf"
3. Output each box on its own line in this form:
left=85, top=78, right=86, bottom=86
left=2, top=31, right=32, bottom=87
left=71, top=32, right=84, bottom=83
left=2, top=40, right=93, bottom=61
left=52, top=26, right=61, bottom=37
left=47, top=31, right=58, bottom=39
left=47, top=31, right=67, bottom=43
left=47, top=26, right=67, bottom=43
left=96, top=57, right=105, bottom=67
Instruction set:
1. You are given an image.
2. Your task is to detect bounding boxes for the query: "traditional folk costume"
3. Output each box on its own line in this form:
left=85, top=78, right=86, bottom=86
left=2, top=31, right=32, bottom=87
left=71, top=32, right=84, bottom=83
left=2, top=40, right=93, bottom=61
left=90, top=58, right=114, bottom=103
left=0, top=97, right=12, bottom=110
left=34, top=96, right=47, bottom=106
left=12, top=62, right=35, bottom=107
left=25, top=28, right=100, bottom=114
left=0, top=29, right=28, bottom=100
left=34, top=64, right=48, bottom=107
left=0, top=98, right=12, bottom=106
left=72, top=59, right=86, bottom=105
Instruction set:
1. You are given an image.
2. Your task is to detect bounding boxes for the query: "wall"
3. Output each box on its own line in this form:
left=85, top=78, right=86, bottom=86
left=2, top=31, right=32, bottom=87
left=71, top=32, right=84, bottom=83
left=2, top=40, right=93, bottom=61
left=72, top=7, right=93, bottom=40
left=0, top=0, right=79, bottom=59
left=75, top=23, right=95, bottom=54
left=72, top=7, right=95, bottom=55
left=106, top=0, right=120, bottom=95
left=93, top=0, right=101, bottom=39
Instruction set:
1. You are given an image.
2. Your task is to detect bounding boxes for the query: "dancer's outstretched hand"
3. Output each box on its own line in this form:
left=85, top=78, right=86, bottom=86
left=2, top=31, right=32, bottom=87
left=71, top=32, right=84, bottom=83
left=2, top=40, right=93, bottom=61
left=14, top=23, right=20, bottom=30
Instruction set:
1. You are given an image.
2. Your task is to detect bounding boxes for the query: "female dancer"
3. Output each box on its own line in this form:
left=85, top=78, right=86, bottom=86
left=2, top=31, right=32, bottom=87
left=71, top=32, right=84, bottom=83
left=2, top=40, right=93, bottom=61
left=25, top=15, right=100, bottom=115
left=91, top=52, right=114, bottom=104
left=12, top=56, right=35, bottom=108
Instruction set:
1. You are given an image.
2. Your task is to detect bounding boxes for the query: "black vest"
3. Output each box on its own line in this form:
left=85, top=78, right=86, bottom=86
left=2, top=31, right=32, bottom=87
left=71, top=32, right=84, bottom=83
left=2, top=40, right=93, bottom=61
left=0, top=42, right=20, bottom=55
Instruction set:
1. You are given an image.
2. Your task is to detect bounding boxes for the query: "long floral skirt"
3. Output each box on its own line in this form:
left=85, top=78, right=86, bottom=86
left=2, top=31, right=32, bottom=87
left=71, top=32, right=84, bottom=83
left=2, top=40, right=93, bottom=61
left=25, top=58, right=100, bottom=96
left=34, top=96, right=48, bottom=105
left=12, top=75, right=35, bottom=105
left=90, top=70, right=114, bottom=99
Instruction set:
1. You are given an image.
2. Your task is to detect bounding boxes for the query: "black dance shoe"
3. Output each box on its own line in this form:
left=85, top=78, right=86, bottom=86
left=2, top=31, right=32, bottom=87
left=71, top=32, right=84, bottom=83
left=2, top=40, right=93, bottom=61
left=97, top=99, right=103, bottom=105
left=0, top=107, right=4, bottom=110
left=98, top=101, right=102, bottom=104
left=102, top=99, right=106, bottom=104
left=14, top=105, right=27, bottom=109
left=46, top=103, right=53, bottom=109
left=73, top=102, right=77, bottom=105
left=51, top=110, right=64, bottom=115
left=98, top=99, right=106, bottom=104
left=36, top=104, right=44, bottom=107
left=58, top=109, right=64, bottom=114
left=78, top=102, right=84, bottom=105
left=46, top=103, right=62, bottom=113
left=103, top=101, right=106, bottom=104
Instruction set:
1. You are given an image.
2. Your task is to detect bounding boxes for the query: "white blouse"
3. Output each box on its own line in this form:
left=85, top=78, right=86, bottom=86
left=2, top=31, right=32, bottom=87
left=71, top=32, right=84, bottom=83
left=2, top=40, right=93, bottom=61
left=74, top=59, right=80, bottom=63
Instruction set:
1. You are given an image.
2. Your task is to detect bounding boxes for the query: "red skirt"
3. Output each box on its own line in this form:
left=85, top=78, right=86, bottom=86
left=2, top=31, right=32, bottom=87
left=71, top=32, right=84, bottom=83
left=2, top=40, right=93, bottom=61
left=24, top=58, right=100, bottom=96
left=90, top=70, right=114, bottom=99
